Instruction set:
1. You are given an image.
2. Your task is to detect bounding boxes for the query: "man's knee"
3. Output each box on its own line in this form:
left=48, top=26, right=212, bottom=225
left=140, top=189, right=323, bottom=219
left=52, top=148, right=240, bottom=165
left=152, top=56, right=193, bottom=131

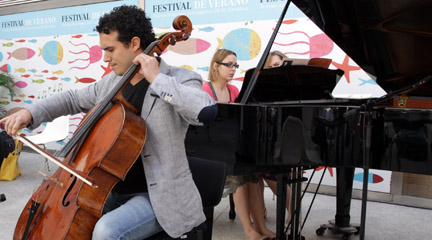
left=92, top=219, right=116, bottom=240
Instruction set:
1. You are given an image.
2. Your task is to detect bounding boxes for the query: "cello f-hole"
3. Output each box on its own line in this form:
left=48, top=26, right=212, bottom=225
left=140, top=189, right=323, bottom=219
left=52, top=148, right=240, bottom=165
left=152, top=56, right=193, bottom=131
left=62, top=175, right=77, bottom=207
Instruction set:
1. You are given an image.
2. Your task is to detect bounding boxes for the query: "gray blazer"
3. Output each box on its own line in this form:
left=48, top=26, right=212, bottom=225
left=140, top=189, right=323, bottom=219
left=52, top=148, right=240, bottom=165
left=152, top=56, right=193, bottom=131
left=27, top=59, right=215, bottom=237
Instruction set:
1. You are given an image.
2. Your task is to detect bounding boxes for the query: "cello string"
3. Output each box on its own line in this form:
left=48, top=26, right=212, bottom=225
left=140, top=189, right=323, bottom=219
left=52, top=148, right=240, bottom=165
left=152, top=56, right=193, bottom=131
left=59, top=40, right=162, bottom=158
left=60, top=39, right=160, bottom=155
left=58, top=64, right=139, bottom=158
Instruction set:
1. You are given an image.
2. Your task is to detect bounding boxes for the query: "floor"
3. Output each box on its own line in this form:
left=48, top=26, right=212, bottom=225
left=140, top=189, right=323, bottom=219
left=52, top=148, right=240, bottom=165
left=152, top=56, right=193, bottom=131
left=1, top=151, right=432, bottom=239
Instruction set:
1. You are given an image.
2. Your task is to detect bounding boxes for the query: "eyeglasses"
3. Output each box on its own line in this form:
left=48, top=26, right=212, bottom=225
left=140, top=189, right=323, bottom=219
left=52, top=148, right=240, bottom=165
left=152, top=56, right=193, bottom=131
left=216, top=62, right=239, bottom=69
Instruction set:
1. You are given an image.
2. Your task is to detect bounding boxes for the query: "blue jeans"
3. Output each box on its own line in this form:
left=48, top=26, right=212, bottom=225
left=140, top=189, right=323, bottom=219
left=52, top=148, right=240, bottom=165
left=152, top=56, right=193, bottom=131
left=92, top=191, right=163, bottom=240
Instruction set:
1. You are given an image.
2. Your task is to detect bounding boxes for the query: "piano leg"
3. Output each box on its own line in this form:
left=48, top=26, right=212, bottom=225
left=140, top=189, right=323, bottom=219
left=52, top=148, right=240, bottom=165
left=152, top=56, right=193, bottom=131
left=291, top=168, right=303, bottom=240
left=316, top=167, right=360, bottom=239
left=277, top=168, right=305, bottom=240
left=335, top=167, right=355, bottom=227
left=276, top=172, right=288, bottom=240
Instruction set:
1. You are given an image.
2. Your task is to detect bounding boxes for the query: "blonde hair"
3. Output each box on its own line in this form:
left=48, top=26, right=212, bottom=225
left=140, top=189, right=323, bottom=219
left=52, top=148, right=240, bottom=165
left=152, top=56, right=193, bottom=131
left=264, top=50, right=287, bottom=68
left=208, top=49, right=237, bottom=82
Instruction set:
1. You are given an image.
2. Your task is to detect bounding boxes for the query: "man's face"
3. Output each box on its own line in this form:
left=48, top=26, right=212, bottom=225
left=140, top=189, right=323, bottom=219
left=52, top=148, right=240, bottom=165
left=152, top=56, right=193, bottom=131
left=99, top=31, right=137, bottom=76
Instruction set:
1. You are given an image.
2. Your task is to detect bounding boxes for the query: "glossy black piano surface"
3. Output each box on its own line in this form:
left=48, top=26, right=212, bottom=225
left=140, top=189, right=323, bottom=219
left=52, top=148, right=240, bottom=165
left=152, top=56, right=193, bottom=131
left=291, top=0, right=432, bottom=174
left=186, top=103, right=432, bottom=175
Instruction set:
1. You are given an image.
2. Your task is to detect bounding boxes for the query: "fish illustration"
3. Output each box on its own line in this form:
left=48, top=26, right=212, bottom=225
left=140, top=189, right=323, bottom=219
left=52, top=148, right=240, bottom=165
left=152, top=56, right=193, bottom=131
left=216, top=38, right=223, bottom=49
left=75, top=77, right=96, bottom=84
left=358, top=78, right=377, bottom=86
left=282, top=19, right=298, bottom=24
left=179, top=65, right=193, bottom=70
left=198, top=27, right=215, bottom=32
left=354, top=172, right=384, bottom=183
left=222, top=28, right=261, bottom=61
left=164, top=38, right=210, bottom=55
left=41, top=41, right=64, bottom=65
left=1, top=64, right=11, bottom=72
left=32, top=79, right=45, bottom=84
left=7, top=47, right=36, bottom=60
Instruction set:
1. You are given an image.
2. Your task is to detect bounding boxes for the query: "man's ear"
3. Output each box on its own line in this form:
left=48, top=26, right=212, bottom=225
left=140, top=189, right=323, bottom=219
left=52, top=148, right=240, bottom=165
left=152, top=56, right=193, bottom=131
left=130, top=36, right=141, bottom=52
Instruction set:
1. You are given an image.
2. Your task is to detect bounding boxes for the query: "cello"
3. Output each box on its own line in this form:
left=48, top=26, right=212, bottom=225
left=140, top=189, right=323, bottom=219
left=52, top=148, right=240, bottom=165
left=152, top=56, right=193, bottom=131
left=13, top=15, right=193, bottom=240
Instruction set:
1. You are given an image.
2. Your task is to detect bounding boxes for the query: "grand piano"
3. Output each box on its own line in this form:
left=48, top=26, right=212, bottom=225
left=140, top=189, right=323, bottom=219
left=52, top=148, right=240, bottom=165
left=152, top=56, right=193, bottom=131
left=185, top=0, right=432, bottom=239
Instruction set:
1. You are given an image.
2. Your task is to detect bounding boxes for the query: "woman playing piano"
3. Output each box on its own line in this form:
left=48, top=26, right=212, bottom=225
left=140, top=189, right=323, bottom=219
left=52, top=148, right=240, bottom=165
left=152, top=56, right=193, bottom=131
left=203, top=49, right=276, bottom=240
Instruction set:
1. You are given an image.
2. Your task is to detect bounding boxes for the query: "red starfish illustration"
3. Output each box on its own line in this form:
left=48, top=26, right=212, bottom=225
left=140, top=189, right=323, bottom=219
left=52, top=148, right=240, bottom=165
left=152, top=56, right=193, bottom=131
left=331, top=54, right=361, bottom=83
left=316, top=166, right=334, bottom=177
left=101, top=63, right=113, bottom=78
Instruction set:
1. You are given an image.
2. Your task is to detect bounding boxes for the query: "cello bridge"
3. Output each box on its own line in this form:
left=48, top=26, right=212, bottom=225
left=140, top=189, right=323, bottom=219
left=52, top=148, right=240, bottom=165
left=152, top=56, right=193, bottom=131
left=38, top=171, right=64, bottom=187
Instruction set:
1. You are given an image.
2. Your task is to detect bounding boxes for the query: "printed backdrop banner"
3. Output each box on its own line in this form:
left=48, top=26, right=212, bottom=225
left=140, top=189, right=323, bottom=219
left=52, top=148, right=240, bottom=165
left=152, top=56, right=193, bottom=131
left=148, top=0, right=305, bottom=27
left=0, top=0, right=136, bottom=39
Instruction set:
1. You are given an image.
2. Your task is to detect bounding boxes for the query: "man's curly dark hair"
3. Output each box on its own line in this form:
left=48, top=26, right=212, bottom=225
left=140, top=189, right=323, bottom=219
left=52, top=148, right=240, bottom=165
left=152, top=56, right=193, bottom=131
left=95, top=5, right=155, bottom=50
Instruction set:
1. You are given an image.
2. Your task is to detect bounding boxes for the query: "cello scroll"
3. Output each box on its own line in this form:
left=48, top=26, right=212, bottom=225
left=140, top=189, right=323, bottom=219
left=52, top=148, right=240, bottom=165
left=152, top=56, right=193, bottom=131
left=145, top=15, right=192, bottom=56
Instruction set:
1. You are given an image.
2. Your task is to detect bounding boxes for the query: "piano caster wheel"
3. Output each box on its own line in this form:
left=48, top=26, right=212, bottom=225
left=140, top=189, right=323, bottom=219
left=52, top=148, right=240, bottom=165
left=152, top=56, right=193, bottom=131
left=287, top=234, right=305, bottom=240
left=342, top=233, right=352, bottom=240
left=316, top=227, right=326, bottom=236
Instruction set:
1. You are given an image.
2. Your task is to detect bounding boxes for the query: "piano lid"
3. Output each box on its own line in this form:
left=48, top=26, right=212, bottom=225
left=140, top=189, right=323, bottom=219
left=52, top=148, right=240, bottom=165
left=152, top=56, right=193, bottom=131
left=292, top=0, right=432, bottom=96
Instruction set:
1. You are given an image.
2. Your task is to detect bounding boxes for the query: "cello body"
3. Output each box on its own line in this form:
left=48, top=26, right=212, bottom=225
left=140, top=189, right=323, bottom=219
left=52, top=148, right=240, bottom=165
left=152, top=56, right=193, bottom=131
left=13, top=103, right=146, bottom=240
